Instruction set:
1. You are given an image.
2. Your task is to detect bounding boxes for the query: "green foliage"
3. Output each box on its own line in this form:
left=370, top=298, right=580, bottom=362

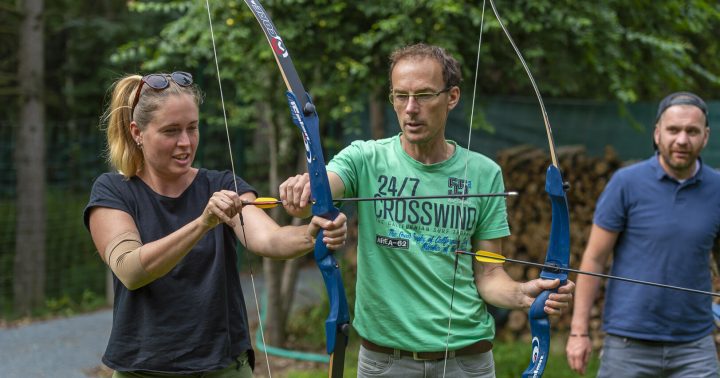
left=40, top=0, right=170, bottom=124
left=4, top=0, right=720, bottom=332
left=4, top=0, right=720, bottom=140
left=43, top=290, right=106, bottom=318
left=0, top=3, right=21, bottom=100
left=0, top=189, right=106, bottom=319
left=128, top=0, right=192, bottom=13
left=118, top=0, right=720, bottom=143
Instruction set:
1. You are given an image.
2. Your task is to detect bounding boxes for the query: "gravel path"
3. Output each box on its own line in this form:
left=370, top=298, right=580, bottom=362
left=0, top=310, right=112, bottom=378
left=0, top=267, right=325, bottom=378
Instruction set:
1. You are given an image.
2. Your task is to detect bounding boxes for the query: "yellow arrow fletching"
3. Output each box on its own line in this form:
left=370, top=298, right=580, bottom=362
left=474, top=250, right=507, bottom=264
left=250, top=197, right=281, bottom=209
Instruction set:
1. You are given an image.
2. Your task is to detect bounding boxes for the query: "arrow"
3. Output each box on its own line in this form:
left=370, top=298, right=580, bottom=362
left=243, top=192, right=519, bottom=209
left=465, top=250, right=720, bottom=298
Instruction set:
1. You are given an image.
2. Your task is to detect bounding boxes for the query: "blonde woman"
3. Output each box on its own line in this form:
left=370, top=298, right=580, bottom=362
left=84, top=72, right=347, bottom=377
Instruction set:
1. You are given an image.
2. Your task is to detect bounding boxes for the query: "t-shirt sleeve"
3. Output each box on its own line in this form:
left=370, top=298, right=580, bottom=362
left=223, top=172, right=257, bottom=197
left=473, top=167, right=510, bottom=241
left=593, top=172, right=627, bottom=232
left=83, top=173, right=130, bottom=231
left=327, top=141, right=364, bottom=198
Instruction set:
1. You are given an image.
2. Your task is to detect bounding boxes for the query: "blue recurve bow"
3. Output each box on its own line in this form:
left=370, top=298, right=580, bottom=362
left=523, top=162, right=570, bottom=378
left=242, top=1, right=351, bottom=377
left=483, top=1, right=571, bottom=377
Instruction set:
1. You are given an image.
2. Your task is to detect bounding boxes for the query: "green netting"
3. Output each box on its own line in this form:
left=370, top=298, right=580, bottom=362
left=2, top=96, right=718, bottom=317
left=445, top=96, right=720, bottom=166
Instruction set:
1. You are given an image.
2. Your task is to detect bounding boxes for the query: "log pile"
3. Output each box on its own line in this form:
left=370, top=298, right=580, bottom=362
left=495, top=145, right=720, bottom=352
left=494, top=144, right=623, bottom=349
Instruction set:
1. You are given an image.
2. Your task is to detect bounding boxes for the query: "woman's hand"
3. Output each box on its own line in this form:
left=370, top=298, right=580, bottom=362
left=200, top=190, right=242, bottom=229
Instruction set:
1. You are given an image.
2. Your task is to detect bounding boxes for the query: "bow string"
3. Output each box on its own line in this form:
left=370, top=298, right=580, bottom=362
left=481, top=1, right=571, bottom=377
left=442, top=1, right=569, bottom=376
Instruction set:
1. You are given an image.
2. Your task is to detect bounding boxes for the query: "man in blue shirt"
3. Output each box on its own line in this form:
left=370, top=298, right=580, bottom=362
left=566, top=92, right=720, bottom=377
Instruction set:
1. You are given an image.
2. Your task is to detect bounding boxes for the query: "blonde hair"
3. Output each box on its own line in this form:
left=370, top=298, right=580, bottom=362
left=100, top=74, right=202, bottom=178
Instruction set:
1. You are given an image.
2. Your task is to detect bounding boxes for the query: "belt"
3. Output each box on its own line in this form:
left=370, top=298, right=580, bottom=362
left=607, top=334, right=686, bottom=346
left=361, top=338, right=492, bottom=361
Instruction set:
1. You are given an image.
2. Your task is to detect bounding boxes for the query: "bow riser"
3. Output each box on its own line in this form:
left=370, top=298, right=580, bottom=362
left=285, top=92, right=349, bottom=354
left=522, top=165, right=570, bottom=378
left=542, top=165, right=570, bottom=282
left=243, top=1, right=351, bottom=376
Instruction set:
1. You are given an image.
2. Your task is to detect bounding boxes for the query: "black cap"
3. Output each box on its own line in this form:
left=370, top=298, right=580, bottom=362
left=653, top=91, right=709, bottom=150
left=655, top=91, right=708, bottom=126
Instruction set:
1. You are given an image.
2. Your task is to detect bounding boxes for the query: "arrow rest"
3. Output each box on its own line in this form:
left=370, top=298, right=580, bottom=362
left=544, top=263, right=564, bottom=274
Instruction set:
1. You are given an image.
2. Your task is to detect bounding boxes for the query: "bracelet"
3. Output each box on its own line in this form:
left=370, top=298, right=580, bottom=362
left=569, top=334, right=589, bottom=337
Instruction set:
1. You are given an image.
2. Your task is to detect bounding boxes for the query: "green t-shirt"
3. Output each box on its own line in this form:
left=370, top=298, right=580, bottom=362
left=327, top=134, right=510, bottom=351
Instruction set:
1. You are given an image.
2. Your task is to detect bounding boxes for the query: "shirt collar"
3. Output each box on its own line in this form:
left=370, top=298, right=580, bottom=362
left=651, top=153, right=704, bottom=183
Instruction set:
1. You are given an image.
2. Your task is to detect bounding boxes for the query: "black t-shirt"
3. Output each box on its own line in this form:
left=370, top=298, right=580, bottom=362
left=83, top=168, right=256, bottom=373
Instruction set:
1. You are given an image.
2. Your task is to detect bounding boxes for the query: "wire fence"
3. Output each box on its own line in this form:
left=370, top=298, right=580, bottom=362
left=2, top=96, right=719, bottom=319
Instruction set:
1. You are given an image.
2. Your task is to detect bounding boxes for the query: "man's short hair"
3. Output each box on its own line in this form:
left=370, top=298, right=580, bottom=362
left=388, top=43, right=462, bottom=90
left=655, top=91, right=709, bottom=126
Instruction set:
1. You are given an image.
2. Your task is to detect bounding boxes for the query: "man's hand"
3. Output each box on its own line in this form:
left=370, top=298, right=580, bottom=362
left=279, top=173, right=313, bottom=218
left=520, top=278, right=575, bottom=315
left=308, top=212, right=348, bottom=250
left=566, top=333, right=593, bottom=375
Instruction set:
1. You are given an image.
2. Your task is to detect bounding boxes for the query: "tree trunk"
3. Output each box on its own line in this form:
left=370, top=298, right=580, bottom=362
left=278, top=151, right=311, bottom=319
left=14, top=0, right=46, bottom=315
left=256, top=100, right=288, bottom=346
left=369, top=90, right=385, bottom=139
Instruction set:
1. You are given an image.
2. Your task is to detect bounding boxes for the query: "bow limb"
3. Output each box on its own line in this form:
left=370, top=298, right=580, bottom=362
left=483, top=1, right=571, bottom=377
left=242, top=1, right=350, bottom=377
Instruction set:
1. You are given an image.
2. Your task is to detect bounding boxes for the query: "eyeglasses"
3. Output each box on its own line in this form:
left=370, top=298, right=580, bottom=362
left=130, top=71, right=194, bottom=118
left=388, top=87, right=452, bottom=106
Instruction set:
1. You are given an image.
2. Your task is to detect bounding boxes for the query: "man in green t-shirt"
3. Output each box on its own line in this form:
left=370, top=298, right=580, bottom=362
left=280, top=43, right=575, bottom=377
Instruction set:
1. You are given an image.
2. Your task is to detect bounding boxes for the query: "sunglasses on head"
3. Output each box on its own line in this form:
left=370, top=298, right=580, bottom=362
left=130, top=71, right=194, bottom=118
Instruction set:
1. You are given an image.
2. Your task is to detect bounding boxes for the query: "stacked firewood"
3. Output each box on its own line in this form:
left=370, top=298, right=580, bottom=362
left=495, top=145, right=720, bottom=352
left=493, top=144, right=623, bottom=349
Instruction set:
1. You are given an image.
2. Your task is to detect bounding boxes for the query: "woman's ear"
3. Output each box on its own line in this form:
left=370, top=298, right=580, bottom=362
left=129, top=121, right=142, bottom=145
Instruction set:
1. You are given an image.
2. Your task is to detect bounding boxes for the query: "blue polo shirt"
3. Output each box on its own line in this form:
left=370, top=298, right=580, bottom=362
left=594, top=155, right=720, bottom=342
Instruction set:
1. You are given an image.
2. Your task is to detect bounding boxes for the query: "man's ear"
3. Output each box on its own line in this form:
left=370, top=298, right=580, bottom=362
left=653, top=123, right=660, bottom=149
left=447, top=86, right=460, bottom=110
